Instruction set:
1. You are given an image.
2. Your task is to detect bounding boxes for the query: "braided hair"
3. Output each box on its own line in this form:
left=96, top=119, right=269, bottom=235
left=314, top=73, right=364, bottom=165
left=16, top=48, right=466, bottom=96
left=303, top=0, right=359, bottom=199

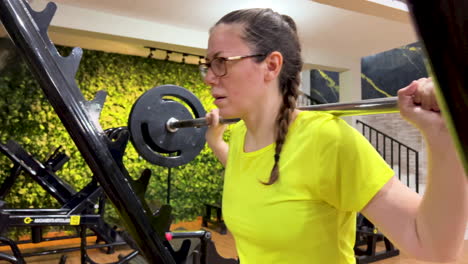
left=216, top=9, right=303, bottom=185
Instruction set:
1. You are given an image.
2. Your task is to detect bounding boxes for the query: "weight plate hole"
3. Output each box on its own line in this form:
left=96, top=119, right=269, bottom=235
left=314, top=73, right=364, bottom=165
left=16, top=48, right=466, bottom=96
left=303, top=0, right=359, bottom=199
left=141, top=122, right=179, bottom=156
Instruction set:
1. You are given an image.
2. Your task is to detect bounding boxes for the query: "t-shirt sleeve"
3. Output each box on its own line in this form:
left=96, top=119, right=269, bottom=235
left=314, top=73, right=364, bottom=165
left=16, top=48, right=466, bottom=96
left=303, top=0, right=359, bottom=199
left=313, top=116, right=394, bottom=212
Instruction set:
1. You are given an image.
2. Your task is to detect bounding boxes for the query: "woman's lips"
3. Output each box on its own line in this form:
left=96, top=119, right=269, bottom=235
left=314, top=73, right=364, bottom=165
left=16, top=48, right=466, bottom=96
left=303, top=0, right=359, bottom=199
left=214, top=97, right=226, bottom=105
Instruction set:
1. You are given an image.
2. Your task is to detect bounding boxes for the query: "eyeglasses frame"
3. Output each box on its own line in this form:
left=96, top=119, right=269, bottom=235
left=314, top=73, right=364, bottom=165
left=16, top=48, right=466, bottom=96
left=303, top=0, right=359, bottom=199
left=199, top=54, right=266, bottom=78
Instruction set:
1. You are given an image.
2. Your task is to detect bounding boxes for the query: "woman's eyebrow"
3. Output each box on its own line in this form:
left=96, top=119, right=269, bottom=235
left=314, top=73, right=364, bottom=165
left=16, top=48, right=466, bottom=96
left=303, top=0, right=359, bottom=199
left=207, top=51, right=223, bottom=61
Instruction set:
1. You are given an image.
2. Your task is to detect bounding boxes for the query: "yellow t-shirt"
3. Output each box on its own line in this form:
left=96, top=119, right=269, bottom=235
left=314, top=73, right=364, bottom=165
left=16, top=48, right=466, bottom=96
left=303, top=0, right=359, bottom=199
left=223, top=111, right=394, bottom=264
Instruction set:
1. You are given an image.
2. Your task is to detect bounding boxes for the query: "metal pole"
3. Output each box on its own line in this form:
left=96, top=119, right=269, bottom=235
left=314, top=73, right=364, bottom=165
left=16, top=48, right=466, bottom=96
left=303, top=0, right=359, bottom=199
left=299, top=97, right=398, bottom=116
left=167, top=167, right=171, bottom=205
left=166, top=97, right=398, bottom=131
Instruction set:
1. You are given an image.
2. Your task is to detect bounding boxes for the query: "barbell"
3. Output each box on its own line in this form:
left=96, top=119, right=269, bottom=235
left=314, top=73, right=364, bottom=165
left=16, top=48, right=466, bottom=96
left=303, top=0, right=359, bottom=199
left=166, top=96, right=398, bottom=131
left=128, top=85, right=399, bottom=168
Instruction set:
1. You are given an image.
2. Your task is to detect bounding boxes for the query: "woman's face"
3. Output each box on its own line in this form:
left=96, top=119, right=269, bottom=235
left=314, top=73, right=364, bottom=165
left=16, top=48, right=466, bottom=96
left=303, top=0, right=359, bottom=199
left=204, top=23, right=268, bottom=118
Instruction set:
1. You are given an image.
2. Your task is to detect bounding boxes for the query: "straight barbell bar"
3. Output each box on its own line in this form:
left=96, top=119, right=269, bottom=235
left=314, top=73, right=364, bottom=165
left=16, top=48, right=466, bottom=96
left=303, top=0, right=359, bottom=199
left=128, top=85, right=400, bottom=167
left=166, top=97, right=398, bottom=132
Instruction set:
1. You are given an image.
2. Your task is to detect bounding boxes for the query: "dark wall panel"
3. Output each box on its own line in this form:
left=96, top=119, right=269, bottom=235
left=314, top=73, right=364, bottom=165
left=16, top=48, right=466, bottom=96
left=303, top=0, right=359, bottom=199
left=361, top=42, right=428, bottom=99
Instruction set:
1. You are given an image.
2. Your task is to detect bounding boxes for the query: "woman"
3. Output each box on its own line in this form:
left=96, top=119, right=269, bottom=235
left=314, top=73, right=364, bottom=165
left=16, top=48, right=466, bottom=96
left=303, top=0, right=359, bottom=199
left=201, top=8, right=467, bottom=264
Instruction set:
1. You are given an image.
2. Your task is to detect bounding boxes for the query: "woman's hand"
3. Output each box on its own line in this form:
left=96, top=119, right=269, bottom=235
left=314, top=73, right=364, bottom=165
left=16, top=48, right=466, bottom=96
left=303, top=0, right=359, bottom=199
left=397, top=77, right=446, bottom=136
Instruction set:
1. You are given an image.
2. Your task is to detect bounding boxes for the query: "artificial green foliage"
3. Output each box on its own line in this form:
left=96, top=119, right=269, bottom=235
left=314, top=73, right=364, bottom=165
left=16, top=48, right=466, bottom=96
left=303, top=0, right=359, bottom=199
left=0, top=43, right=228, bottom=228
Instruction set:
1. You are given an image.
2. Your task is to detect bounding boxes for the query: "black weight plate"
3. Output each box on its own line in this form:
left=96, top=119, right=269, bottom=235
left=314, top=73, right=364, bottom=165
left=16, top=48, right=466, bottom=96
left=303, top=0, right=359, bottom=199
left=128, top=85, right=207, bottom=168
left=144, top=100, right=195, bottom=152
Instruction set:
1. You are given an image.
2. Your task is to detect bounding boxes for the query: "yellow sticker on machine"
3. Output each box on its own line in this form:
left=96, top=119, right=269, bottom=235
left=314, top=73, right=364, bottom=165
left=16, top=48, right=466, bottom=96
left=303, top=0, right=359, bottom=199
left=70, top=215, right=81, bottom=226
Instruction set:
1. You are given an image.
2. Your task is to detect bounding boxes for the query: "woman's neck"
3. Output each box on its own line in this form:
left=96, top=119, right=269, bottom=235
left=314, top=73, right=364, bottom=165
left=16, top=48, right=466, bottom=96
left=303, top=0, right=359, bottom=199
left=244, top=88, right=280, bottom=152
left=244, top=108, right=301, bottom=152
left=243, top=105, right=279, bottom=152
left=242, top=91, right=300, bottom=152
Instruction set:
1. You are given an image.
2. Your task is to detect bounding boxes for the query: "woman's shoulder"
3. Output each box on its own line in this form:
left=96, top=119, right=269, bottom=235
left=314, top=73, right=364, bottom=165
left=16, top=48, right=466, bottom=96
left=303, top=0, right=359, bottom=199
left=290, top=111, right=358, bottom=143
left=293, top=111, right=347, bottom=132
left=292, top=111, right=367, bottom=150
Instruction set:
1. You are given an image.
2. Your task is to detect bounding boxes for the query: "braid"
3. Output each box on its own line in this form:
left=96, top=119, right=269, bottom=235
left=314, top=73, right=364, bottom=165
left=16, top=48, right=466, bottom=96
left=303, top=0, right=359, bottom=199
left=263, top=79, right=299, bottom=185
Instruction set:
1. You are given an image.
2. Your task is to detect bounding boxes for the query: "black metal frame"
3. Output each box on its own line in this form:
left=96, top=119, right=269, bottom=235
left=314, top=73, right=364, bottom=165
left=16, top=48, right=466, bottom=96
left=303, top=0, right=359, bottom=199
left=0, top=140, right=125, bottom=243
left=354, top=213, right=400, bottom=264
left=0, top=211, right=136, bottom=264
left=0, top=137, right=235, bottom=263
left=0, top=140, right=138, bottom=263
left=202, top=204, right=227, bottom=235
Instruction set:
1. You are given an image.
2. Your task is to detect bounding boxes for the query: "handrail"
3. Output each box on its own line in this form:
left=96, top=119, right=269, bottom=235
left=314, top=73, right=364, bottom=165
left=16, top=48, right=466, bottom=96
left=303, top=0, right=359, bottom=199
left=356, top=120, right=418, bottom=153
left=356, top=120, right=420, bottom=193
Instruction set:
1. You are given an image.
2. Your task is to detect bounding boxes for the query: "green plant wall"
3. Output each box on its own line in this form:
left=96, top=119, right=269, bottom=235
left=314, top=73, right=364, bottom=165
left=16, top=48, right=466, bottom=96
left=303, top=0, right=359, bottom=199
left=0, top=42, right=226, bottom=225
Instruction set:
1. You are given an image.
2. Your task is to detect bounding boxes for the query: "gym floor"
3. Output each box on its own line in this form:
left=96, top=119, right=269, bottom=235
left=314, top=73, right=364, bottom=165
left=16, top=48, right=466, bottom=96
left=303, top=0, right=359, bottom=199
left=1, top=217, right=467, bottom=264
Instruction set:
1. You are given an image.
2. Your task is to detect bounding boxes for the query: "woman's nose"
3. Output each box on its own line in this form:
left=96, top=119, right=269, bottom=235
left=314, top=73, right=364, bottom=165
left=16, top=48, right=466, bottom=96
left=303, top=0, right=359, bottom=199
left=203, top=68, right=218, bottom=86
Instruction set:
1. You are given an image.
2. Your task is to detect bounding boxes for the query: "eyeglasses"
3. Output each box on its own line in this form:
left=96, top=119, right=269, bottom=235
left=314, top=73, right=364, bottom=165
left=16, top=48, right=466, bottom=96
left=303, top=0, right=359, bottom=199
left=199, top=54, right=265, bottom=78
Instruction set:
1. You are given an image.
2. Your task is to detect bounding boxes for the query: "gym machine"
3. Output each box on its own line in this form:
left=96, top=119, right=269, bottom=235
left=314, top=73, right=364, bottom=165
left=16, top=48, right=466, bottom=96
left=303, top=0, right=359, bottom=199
left=0, top=139, right=138, bottom=263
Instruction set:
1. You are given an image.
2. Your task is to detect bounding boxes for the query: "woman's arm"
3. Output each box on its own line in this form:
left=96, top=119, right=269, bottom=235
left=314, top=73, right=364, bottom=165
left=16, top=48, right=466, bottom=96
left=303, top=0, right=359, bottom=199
left=361, top=79, right=468, bottom=262
left=205, top=108, right=229, bottom=166
left=208, top=140, right=228, bottom=166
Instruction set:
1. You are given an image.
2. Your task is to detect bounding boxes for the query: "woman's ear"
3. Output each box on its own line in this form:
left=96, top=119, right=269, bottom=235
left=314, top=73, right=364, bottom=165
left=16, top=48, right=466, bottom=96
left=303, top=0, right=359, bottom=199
left=264, top=51, right=283, bottom=81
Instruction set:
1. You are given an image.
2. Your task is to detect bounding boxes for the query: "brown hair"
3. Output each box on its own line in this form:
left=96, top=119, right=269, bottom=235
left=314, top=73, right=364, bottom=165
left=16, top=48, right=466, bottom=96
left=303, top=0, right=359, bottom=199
left=216, top=9, right=303, bottom=184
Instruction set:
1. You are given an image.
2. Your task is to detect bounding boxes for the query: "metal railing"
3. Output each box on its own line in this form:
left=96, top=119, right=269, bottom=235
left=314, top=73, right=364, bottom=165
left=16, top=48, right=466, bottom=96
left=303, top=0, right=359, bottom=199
left=356, top=120, right=420, bottom=193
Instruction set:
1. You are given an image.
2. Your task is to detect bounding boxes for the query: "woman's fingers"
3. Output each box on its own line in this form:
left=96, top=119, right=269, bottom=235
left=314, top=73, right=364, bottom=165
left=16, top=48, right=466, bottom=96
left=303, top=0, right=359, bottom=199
left=398, top=77, right=445, bottom=131
left=206, top=109, right=221, bottom=126
left=397, top=80, right=418, bottom=110
left=405, top=77, right=440, bottom=112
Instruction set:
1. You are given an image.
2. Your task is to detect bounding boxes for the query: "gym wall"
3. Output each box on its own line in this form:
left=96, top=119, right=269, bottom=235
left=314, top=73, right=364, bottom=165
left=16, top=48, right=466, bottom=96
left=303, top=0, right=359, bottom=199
left=0, top=38, right=225, bottom=226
